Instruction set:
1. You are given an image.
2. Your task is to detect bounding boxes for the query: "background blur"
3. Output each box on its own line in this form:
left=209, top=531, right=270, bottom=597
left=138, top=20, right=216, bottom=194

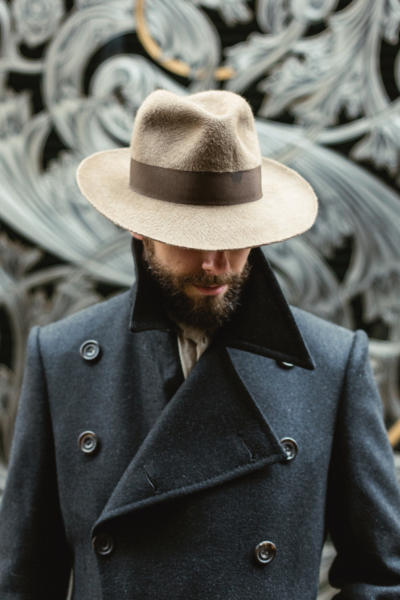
left=0, top=1, right=399, bottom=595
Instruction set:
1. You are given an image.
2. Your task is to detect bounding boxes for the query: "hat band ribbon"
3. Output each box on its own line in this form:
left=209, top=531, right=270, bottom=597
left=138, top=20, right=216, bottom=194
left=130, top=159, right=262, bottom=206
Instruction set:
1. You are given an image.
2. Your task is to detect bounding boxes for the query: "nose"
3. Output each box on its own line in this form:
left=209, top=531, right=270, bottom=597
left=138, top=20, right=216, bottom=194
left=201, top=251, right=229, bottom=274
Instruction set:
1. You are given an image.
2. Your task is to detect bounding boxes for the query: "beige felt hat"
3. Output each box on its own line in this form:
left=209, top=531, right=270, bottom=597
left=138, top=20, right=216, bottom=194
left=77, top=89, right=317, bottom=250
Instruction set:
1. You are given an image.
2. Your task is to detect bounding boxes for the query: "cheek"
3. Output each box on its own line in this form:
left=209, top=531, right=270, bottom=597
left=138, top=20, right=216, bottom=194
left=231, top=249, right=251, bottom=272
left=170, top=251, right=202, bottom=274
left=160, top=249, right=200, bottom=275
left=153, top=245, right=180, bottom=268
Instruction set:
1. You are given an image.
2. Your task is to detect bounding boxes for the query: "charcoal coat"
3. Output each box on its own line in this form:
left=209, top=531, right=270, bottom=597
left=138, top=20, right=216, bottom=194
left=1, top=246, right=400, bottom=599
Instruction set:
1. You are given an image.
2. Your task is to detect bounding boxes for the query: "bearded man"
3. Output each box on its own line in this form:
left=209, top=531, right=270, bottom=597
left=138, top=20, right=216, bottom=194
left=1, top=89, right=400, bottom=599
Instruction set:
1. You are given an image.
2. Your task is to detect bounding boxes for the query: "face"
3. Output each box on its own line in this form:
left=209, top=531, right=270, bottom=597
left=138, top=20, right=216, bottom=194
left=132, top=234, right=251, bottom=332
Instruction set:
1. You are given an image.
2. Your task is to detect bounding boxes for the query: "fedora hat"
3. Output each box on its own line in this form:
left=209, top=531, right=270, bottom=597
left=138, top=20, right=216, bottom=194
left=77, top=89, right=317, bottom=250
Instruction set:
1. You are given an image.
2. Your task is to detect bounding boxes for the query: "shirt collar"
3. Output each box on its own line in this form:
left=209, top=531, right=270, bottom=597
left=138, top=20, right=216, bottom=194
left=129, top=238, right=315, bottom=370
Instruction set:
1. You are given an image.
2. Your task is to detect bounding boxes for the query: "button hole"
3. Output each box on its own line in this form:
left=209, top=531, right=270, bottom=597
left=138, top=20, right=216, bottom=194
left=237, top=433, right=256, bottom=462
left=142, top=465, right=158, bottom=494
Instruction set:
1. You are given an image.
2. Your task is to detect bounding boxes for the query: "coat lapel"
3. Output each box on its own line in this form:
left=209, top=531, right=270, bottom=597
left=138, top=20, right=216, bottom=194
left=93, top=342, right=286, bottom=533
left=217, top=246, right=315, bottom=370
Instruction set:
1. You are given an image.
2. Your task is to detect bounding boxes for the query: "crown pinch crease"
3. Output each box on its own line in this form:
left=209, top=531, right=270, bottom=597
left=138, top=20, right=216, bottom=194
left=129, top=158, right=262, bottom=206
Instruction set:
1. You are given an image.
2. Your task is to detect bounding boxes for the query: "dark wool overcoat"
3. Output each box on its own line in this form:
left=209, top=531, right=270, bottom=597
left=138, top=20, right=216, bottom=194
left=1, top=245, right=400, bottom=599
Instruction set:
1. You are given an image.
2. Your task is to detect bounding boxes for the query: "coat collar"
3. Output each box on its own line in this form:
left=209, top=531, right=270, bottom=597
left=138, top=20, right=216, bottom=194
left=129, top=238, right=315, bottom=370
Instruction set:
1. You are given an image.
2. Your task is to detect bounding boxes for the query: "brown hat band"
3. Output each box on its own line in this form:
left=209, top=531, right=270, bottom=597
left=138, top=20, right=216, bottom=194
left=130, top=158, right=262, bottom=206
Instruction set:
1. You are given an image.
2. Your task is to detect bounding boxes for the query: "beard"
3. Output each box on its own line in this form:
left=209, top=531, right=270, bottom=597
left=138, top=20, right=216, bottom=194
left=142, top=238, right=251, bottom=333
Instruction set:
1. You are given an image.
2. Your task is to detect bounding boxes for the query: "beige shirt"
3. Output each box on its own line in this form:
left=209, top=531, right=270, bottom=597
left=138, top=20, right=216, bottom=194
left=176, top=324, right=210, bottom=379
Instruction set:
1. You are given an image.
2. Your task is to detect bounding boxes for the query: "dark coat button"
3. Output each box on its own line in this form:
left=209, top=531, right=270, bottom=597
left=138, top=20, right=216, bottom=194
left=281, top=437, right=298, bottom=461
left=93, top=533, right=114, bottom=556
left=254, top=540, right=276, bottom=564
left=80, top=339, right=101, bottom=362
left=277, top=360, right=294, bottom=369
left=78, top=431, right=99, bottom=454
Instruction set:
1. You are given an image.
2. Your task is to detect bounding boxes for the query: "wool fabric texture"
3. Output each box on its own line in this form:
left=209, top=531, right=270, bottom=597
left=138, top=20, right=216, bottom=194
left=1, top=245, right=400, bottom=598
left=77, top=89, right=318, bottom=250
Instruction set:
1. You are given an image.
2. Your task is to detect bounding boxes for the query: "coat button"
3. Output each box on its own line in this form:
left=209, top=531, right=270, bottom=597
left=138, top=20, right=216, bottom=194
left=93, top=533, right=114, bottom=556
left=254, top=540, right=276, bottom=564
left=281, top=437, right=298, bottom=461
left=78, top=431, right=99, bottom=455
left=80, top=339, right=101, bottom=362
left=277, top=360, right=294, bottom=369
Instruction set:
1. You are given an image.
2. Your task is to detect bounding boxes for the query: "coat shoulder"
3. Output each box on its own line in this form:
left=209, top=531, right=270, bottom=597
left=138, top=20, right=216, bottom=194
left=38, top=288, right=132, bottom=352
left=291, top=306, right=360, bottom=369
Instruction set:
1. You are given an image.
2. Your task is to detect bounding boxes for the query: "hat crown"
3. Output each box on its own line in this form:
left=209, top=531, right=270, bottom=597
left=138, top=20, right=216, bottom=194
left=130, top=89, right=261, bottom=173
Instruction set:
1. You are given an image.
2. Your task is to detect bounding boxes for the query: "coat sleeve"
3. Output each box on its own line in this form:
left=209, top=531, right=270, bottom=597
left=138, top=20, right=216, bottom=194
left=327, top=329, right=400, bottom=597
left=0, top=326, right=71, bottom=599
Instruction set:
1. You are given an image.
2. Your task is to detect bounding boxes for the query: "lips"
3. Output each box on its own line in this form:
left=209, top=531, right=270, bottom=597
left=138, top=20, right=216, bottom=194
left=192, top=284, right=228, bottom=296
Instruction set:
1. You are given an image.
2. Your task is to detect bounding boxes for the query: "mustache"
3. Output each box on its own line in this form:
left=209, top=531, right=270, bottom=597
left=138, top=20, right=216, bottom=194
left=180, top=272, right=241, bottom=287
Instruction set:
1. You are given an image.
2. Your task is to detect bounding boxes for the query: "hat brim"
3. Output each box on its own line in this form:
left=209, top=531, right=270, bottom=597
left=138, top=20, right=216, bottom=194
left=77, top=148, right=318, bottom=250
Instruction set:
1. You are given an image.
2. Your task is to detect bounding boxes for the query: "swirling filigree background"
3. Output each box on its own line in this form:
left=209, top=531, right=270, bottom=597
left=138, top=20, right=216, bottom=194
left=0, top=2, right=399, bottom=596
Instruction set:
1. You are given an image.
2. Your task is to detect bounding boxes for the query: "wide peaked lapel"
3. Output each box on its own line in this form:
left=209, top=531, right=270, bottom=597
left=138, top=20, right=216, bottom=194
left=93, top=341, right=286, bottom=534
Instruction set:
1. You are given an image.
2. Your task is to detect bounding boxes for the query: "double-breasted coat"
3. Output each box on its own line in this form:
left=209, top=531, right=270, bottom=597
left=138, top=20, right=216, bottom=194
left=1, top=245, right=400, bottom=599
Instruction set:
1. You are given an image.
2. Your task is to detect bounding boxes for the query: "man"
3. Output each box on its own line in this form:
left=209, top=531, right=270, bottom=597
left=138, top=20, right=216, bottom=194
left=1, top=89, right=400, bottom=599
